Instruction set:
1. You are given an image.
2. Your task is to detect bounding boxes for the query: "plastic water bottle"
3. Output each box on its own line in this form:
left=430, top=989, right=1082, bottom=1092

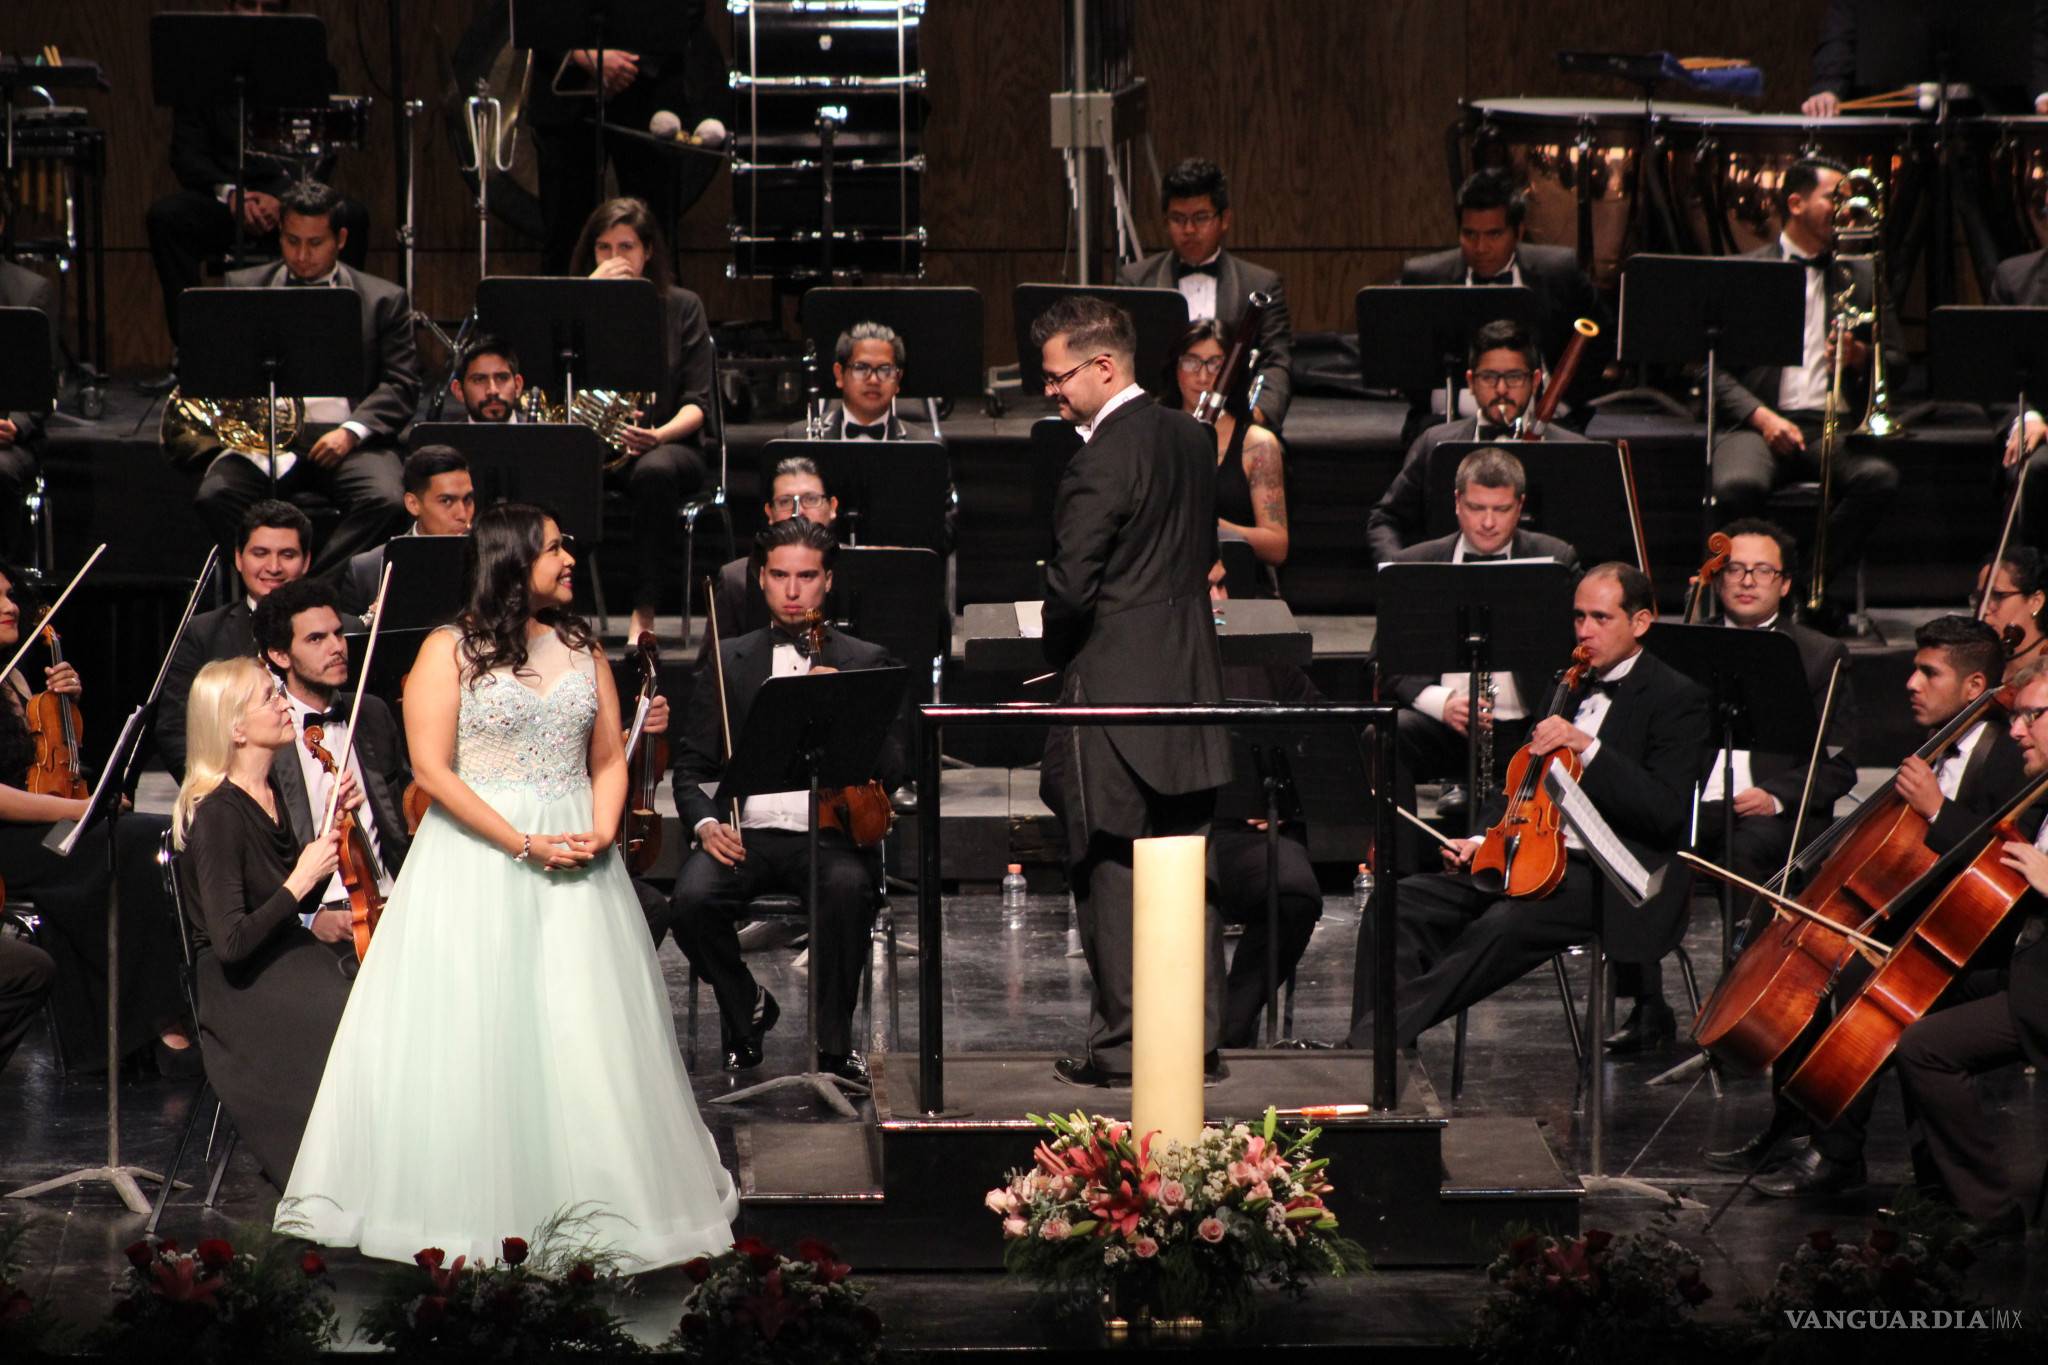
left=1002, top=863, right=1028, bottom=925
left=1352, top=862, right=1375, bottom=912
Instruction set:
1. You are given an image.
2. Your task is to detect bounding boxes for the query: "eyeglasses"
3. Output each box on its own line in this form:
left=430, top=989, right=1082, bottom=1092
left=1177, top=354, right=1226, bottom=375
left=1471, top=369, right=1533, bottom=388
left=1043, top=353, right=1106, bottom=394
left=1165, top=211, right=1218, bottom=230
left=1976, top=587, right=2022, bottom=608
left=1726, top=563, right=1784, bottom=583
left=2014, top=704, right=2048, bottom=728
left=770, top=492, right=832, bottom=512
left=845, top=362, right=900, bottom=382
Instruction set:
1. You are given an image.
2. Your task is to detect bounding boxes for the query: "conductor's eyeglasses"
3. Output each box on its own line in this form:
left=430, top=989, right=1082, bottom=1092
left=1044, top=354, right=1107, bottom=393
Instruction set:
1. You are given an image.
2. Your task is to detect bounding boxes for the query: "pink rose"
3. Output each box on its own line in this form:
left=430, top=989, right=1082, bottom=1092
left=1041, top=1218, right=1072, bottom=1241
left=985, top=1188, right=1018, bottom=1216
left=1228, top=1161, right=1257, bottom=1186
left=1198, top=1217, right=1226, bottom=1244
left=1003, top=1216, right=1029, bottom=1239
left=1134, top=1236, right=1159, bottom=1259
left=1249, top=1180, right=1272, bottom=1202
left=1158, top=1180, right=1186, bottom=1211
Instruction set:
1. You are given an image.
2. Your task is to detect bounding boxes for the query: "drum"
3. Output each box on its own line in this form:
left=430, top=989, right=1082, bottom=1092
left=1967, top=116, right=2048, bottom=257
left=1664, top=113, right=1926, bottom=257
left=1460, top=97, right=1730, bottom=287
left=246, top=95, right=372, bottom=161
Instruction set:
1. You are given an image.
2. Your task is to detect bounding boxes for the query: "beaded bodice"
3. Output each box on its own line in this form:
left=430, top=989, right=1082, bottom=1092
left=453, top=633, right=598, bottom=802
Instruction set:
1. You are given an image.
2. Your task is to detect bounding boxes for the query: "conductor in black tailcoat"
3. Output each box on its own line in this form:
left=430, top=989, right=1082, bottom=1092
left=1030, top=295, right=1234, bottom=1087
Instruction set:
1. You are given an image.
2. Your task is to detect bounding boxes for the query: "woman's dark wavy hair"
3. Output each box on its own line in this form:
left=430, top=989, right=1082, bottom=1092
left=567, top=196, right=673, bottom=294
left=455, top=503, right=595, bottom=686
left=1159, top=318, right=1248, bottom=420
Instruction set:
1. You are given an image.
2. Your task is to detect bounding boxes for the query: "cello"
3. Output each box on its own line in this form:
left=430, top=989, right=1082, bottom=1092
left=619, top=632, right=669, bottom=873
left=1468, top=644, right=1594, bottom=899
left=798, top=609, right=895, bottom=848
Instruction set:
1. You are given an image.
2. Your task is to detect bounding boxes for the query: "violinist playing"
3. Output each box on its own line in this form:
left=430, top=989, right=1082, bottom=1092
left=1346, top=564, right=1708, bottom=1051
left=250, top=579, right=411, bottom=950
left=1708, top=615, right=2026, bottom=1197
left=669, top=518, right=910, bottom=1083
left=1973, top=546, right=2048, bottom=680
left=1891, top=659, right=2048, bottom=1245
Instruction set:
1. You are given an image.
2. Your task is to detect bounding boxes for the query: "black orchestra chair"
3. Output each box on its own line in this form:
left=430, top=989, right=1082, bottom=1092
left=146, top=829, right=238, bottom=1235
left=0, top=897, right=65, bottom=1078
left=676, top=374, right=737, bottom=645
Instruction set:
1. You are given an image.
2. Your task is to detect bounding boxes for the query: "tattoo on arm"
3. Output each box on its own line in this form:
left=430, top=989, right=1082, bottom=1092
left=1247, top=443, right=1288, bottom=530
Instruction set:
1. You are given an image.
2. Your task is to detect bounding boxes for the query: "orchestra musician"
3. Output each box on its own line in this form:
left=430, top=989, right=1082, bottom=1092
left=1707, top=159, right=1902, bottom=634
left=783, top=323, right=934, bottom=442
left=566, top=197, right=716, bottom=643
left=252, top=578, right=410, bottom=949
left=1029, top=294, right=1232, bottom=1088
left=1161, top=320, right=1290, bottom=578
left=1707, top=615, right=2024, bottom=1196
left=170, top=655, right=352, bottom=1185
left=337, top=446, right=475, bottom=617
left=183, top=180, right=418, bottom=576
left=1381, top=446, right=1579, bottom=848
left=447, top=333, right=526, bottom=425
left=702, top=456, right=838, bottom=659
left=1118, top=158, right=1294, bottom=430
left=141, top=0, right=371, bottom=357
left=1400, top=171, right=1612, bottom=423
left=669, top=518, right=910, bottom=1082
left=1366, top=319, right=1590, bottom=565
left=1804, top=0, right=2048, bottom=118
left=0, top=563, right=188, bottom=1074
left=1347, top=564, right=1708, bottom=1052
left=158, top=500, right=312, bottom=782
left=1989, top=252, right=2048, bottom=552
left=1975, top=546, right=2048, bottom=680
left=1891, top=659, right=2048, bottom=1245
left=0, top=190, right=54, bottom=564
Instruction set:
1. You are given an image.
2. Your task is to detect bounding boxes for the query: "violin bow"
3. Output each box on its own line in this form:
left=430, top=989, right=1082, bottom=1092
left=0, top=543, right=104, bottom=690
left=1733, top=659, right=1845, bottom=954
left=702, top=576, right=742, bottom=830
left=1678, top=852, right=1890, bottom=966
left=1982, top=455, right=2030, bottom=622
left=318, top=562, right=394, bottom=836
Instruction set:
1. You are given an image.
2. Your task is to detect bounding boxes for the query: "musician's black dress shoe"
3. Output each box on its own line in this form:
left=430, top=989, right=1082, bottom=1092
left=721, top=988, right=781, bottom=1072
left=1054, top=1056, right=1131, bottom=1087
left=1754, top=1146, right=1866, bottom=1198
left=1602, top=997, right=1677, bottom=1054
left=723, top=1039, right=764, bottom=1072
left=1703, top=1129, right=1803, bottom=1175
left=1205, top=1050, right=1230, bottom=1084
left=818, top=1051, right=869, bottom=1085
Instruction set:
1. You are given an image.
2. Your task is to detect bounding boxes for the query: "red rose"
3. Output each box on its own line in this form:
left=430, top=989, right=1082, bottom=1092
left=1508, top=1233, right=1542, bottom=1266
left=414, top=1248, right=446, bottom=1271
left=1868, top=1227, right=1899, bottom=1254
left=1807, top=1228, right=1836, bottom=1253
left=795, top=1237, right=851, bottom=1284
left=300, top=1250, right=326, bottom=1278
left=124, top=1240, right=155, bottom=1270
left=567, top=1261, right=597, bottom=1288
left=734, top=1236, right=779, bottom=1272
left=158, top=1240, right=179, bottom=1255
left=682, top=1256, right=712, bottom=1283
left=501, top=1237, right=529, bottom=1266
left=195, top=1239, right=235, bottom=1270
left=414, top=1294, right=447, bottom=1328
left=1581, top=1228, right=1613, bottom=1257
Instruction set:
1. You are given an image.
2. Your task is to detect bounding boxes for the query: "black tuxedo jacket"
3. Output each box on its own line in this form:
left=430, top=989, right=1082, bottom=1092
left=0, top=260, right=54, bottom=444
left=672, top=624, right=911, bottom=834
left=337, top=543, right=386, bottom=618
left=780, top=402, right=934, bottom=442
left=1990, top=248, right=2048, bottom=306
left=266, top=693, right=412, bottom=879
left=1039, top=395, right=1231, bottom=838
left=156, top=600, right=257, bottom=782
left=1709, top=240, right=1904, bottom=428
left=1366, top=416, right=1592, bottom=564
left=1472, top=648, right=1709, bottom=961
left=1118, top=248, right=1294, bottom=429
left=1398, top=243, right=1613, bottom=408
left=1742, top=617, right=1860, bottom=819
left=696, top=556, right=773, bottom=669
left=1927, top=720, right=2029, bottom=856
left=1381, top=528, right=1582, bottom=718
left=223, top=261, right=421, bottom=442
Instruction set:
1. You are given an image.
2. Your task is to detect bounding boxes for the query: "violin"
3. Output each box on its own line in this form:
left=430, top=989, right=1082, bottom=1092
left=25, top=623, right=88, bottom=800
left=799, top=609, right=895, bottom=848
left=303, top=720, right=386, bottom=961
left=1468, top=643, right=1595, bottom=899
left=620, top=632, right=669, bottom=874
left=1682, top=532, right=1733, bottom=625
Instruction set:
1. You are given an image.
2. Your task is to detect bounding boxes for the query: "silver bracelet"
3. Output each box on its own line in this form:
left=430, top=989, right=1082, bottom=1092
left=512, top=834, right=531, bottom=863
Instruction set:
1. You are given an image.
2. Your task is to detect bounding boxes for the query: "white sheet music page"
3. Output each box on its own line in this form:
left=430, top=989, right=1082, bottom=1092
left=1542, top=764, right=1655, bottom=906
left=1014, top=601, right=1044, bottom=638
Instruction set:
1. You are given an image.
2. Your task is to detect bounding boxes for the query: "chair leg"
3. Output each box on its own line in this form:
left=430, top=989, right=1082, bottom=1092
left=1671, top=946, right=1723, bottom=1099
left=1451, top=1008, right=1468, bottom=1101
left=44, top=999, right=65, bottom=1078
left=146, top=1082, right=212, bottom=1234
left=860, top=926, right=876, bottom=1055
left=203, top=1118, right=235, bottom=1208
left=1281, top=969, right=1297, bottom=1041
left=1550, top=954, right=1584, bottom=1067
left=884, top=906, right=901, bottom=1054
left=679, top=507, right=699, bottom=646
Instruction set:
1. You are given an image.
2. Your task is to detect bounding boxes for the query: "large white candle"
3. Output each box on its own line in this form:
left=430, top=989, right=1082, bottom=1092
left=1131, top=833, right=1207, bottom=1148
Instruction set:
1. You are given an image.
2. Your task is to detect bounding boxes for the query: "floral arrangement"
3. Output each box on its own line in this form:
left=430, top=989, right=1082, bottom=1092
left=355, top=1208, right=645, bottom=1360
left=89, top=1229, right=337, bottom=1364
left=1468, top=1218, right=1713, bottom=1365
left=987, top=1108, right=1368, bottom=1333
left=0, top=1216, right=65, bottom=1359
left=668, top=1235, right=881, bottom=1365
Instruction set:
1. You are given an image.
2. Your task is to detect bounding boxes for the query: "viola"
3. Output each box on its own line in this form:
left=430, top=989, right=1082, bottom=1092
left=620, top=632, right=670, bottom=874
left=1681, top=532, right=1734, bottom=625
left=799, top=609, right=895, bottom=848
left=303, top=720, right=386, bottom=961
left=1468, top=643, right=1595, bottom=899
left=24, top=624, right=88, bottom=800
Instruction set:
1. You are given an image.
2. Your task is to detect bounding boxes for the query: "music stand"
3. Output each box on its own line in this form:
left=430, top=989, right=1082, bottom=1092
left=1642, top=622, right=1816, bottom=964
left=1013, top=283, right=1188, bottom=394
left=177, top=287, right=364, bottom=496
left=799, top=287, right=984, bottom=436
left=708, top=665, right=910, bottom=1117
left=829, top=547, right=947, bottom=701
left=380, top=536, right=469, bottom=629
left=1422, top=440, right=1633, bottom=567
left=1355, top=284, right=1541, bottom=418
left=473, top=277, right=663, bottom=407
left=0, top=308, right=53, bottom=415
left=1929, top=308, right=2048, bottom=443
left=149, top=14, right=332, bottom=267
left=1374, top=562, right=1576, bottom=837
left=407, top=422, right=611, bottom=546
left=764, top=438, right=951, bottom=552
left=1616, top=254, right=1805, bottom=540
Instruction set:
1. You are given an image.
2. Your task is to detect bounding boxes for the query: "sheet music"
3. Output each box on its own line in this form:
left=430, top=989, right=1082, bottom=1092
left=1014, top=600, right=1044, bottom=638
left=1542, top=764, right=1656, bottom=906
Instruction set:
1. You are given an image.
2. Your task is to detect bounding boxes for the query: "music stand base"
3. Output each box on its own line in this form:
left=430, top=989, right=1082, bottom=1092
left=710, top=1070, right=869, bottom=1119
left=1581, top=1174, right=1706, bottom=1208
left=8, top=1164, right=167, bottom=1215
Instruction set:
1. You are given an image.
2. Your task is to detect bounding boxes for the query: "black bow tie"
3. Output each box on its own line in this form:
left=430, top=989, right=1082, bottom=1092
left=1173, top=258, right=1220, bottom=279
left=1476, top=423, right=1510, bottom=440
left=303, top=707, right=349, bottom=729
left=1472, top=270, right=1514, bottom=286
left=1464, top=552, right=1508, bottom=564
left=844, top=421, right=888, bottom=439
left=1793, top=252, right=1833, bottom=272
left=772, top=622, right=825, bottom=655
left=1581, top=677, right=1622, bottom=699
left=284, top=275, right=328, bottom=287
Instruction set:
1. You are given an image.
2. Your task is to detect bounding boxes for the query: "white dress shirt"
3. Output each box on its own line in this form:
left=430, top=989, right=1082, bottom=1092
left=1777, top=233, right=1832, bottom=414
left=691, top=643, right=816, bottom=838
left=1076, top=382, right=1146, bottom=444
left=1935, top=720, right=1988, bottom=804
left=1700, top=614, right=1777, bottom=810
left=1555, top=648, right=1639, bottom=851
left=1175, top=252, right=1221, bottom=321
left=1412, top=536, right=1530, bottom=726
left=286, top=692, right=393, bottom=919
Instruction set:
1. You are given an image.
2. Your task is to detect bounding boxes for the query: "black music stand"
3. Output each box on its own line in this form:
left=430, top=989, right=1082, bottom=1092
left=1642, top=622, right=1816, bottom=964
left=1355, top=284, right=1542, bottom=419
left=177, top=287, right=364, bottom=495
left=828, top=547, right=947, bottom=702
left=1013, top=283, right=1188, bottom=395
left=708, top=665, right=910, bottom=1117
left=1422, top=440, right=1634, bottom=567
left=1374, top=562, right=1577, bottom=840
left=149, top=14, right=332, bottom=268
left=799, top=287, right=984, bottom=435
left=474, top=277, right=663, bottom=406
left=1929, top=307, right=2048, bottom=435
left=0, top=308, right=54, bottom=415
left=764, top=438, right=951, bottom=552
left=380, top=536, right=469, bottom=629
left=406, top=422, right=610, bottom=547
left=1617, top=254, right=1805, bottom=541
